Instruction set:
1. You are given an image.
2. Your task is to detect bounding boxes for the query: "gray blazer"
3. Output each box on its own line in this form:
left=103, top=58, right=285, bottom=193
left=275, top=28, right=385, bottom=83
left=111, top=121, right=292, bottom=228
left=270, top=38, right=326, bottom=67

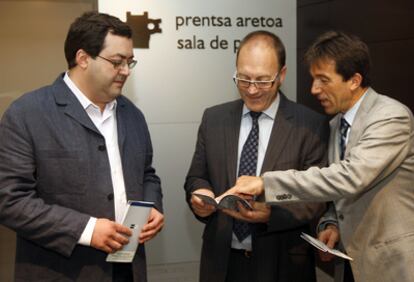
left=185, top=94, right=329, bottom=282
left=0, top=74, right=162, bottom=282
left=263, top=88, right=414, bottom=282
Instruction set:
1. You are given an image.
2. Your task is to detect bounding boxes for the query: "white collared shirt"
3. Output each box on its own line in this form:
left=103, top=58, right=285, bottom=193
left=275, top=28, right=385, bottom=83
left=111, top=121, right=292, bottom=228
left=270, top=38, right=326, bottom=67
left=341, top=90, right=368, bottom=144
left=231, top=94, right=280, bottom=250
left=63, top=73, right=127, bottom=246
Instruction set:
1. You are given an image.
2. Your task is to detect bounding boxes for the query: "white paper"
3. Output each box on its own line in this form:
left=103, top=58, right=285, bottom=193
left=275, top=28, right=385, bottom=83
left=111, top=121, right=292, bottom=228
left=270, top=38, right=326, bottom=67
left=300, top=232, right=353, bottom=261
left=106, top=200, right=153, bottom=263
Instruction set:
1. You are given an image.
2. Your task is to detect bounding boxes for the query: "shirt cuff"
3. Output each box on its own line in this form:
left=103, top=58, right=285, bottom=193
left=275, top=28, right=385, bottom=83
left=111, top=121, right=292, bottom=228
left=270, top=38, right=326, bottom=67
left=78, top=217, right=97, bottom=246
left=317, top=220, right=338, bottom=233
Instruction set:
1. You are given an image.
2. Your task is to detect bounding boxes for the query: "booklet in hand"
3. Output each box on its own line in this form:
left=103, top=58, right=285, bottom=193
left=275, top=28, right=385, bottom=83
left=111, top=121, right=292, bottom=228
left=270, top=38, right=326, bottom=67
left=192, top=193, right=253, bottom=211
left=106, top=200, right=154, bottom=263
left=300, top=232, right=353, bottom=261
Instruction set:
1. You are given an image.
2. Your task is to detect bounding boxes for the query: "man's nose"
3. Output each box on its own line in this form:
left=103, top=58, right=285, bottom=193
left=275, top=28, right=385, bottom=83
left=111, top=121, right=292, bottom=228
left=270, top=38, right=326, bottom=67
left=247, top=82, right=259, bottom=94
left=310, top=80, right=321, bottom=95
left=118, top=63, right=131, bottom=76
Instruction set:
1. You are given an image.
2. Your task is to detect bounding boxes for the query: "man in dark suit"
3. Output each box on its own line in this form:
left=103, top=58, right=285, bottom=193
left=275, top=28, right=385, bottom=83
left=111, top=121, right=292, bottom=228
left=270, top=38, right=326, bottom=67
left=184, top=31, right=329, bottom=282
left=0, top=12, right=163, bottom=282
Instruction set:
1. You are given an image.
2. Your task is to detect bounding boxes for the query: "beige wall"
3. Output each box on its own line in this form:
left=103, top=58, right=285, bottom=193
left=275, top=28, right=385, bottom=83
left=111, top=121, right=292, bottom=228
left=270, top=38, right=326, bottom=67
left=0, top=1, right=95, bottom=280
left=0, top=0, right=96, bottom=112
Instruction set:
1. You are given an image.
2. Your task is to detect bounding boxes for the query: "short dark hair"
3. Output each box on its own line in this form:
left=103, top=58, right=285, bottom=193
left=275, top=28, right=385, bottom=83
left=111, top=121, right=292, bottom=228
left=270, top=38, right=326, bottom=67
left=236, top=30, right=286, bottom=70
left=305, top=31, right=371, bottom=87
left=64, top=11, right=132, bottom=69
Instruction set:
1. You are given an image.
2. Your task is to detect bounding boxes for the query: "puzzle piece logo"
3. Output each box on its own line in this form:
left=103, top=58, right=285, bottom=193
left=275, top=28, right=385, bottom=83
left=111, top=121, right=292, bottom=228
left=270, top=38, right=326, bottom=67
left=126, top=12, right=162, bottom=49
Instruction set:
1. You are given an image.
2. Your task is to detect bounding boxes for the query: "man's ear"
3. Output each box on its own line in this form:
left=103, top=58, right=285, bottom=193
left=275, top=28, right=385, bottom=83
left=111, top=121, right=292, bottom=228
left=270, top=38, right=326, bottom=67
left=349, top=73, right=363, bottom=91
left=278, top=65, right=287, bottom=85
left=75, top=49, right=90, bottom=69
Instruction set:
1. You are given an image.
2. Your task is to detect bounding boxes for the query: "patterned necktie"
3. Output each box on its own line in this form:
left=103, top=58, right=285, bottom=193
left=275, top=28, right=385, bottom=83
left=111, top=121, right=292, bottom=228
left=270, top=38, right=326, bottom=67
left=339, top=118, right=350, bottom=160
left=233, top=111, right=262, bottom=242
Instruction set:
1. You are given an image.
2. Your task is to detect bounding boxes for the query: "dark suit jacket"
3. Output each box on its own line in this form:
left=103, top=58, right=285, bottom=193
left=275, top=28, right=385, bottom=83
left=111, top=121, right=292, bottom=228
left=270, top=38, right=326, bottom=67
left=184, top=94, right=329, bottom=282
left=0, top=75, right=163, bottom=282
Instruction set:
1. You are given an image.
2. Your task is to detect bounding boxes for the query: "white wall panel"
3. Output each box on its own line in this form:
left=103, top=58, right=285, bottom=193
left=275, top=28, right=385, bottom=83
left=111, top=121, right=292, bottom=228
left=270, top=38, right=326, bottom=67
left=99, top=0, right=297, bottom=264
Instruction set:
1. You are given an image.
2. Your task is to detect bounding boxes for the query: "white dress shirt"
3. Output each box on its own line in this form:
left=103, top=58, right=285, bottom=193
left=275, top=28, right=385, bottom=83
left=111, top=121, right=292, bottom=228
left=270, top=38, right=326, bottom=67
left=63, top=73, right=128, bottom=246
left=342, top=90, right=368, bottom=144
left=231, top=94, right=280, bottom=250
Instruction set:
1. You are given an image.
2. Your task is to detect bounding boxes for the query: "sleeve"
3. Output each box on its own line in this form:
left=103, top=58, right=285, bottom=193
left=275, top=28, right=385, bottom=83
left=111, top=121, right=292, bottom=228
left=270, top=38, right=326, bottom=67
left=263, top=103, right=413, bottom=203
left=317, top=202, right=338, bottom=233
left=266, top=114, right=330, bottom=233
left=184, top=110, right=214, bottom=223
left=0, top=104, right=90, bottom=257
left=78, top=217, right=97, bottom=246
left=141, top=119, right=163, bottom=213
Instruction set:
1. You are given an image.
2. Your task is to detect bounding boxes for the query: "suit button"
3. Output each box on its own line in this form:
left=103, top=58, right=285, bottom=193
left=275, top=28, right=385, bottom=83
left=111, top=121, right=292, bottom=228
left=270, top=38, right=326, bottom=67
left=338, top=214, right=344, bottom=220
left=98, top=144, right=106, bottom=151
left=287, top=194, right=292, bottom=199
left=107, top=193, right=114, bottom=201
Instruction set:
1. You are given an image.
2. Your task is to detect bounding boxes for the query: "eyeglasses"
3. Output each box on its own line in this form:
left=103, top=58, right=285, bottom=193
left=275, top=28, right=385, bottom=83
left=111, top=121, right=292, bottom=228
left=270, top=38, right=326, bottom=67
left=97, top=55, right=137, bottom=70
left=233, top=71, right=280, bottom=89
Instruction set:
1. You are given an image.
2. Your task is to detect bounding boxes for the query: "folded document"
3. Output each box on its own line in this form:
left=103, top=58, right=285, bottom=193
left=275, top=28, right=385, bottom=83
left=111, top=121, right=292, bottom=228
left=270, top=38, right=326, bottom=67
left=106, top=201, right=153, bottom=263
left=192, top=193, right=252, bottom=211
left=300, top=232, right=353, bottom=261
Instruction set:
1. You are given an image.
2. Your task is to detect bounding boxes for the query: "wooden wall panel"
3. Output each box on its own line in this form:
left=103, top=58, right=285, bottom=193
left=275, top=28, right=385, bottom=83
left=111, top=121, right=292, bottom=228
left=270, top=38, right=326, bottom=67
left=297, top=0, right=414, bottom=113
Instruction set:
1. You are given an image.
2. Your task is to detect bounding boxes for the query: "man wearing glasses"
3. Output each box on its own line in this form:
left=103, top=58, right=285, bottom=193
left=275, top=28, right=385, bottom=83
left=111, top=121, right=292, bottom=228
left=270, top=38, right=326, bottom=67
left=227, top=31, right=414, bottom=282
left=184, top=30, right=329, bottom=282
left=0, top=12, right=163, bottom=282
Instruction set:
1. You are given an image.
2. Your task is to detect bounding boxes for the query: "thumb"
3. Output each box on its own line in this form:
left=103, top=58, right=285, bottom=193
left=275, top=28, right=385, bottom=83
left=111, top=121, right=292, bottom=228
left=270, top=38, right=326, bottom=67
left=325, top=233, right=337, bottom=249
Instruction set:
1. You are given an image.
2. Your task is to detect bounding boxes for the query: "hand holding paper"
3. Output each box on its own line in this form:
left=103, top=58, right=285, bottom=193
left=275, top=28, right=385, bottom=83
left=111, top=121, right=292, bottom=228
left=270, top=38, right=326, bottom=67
left=91, top=218, right=132, bottom=254
left=221, top=201, right=271, bottom=223
left=139, top=208, right=164, bottom=244
left=106, top=201, right=154, bottom=263
left=300, top=232, right=353, bottom=261
left=190, top=188, right=216, bottom=217
left=318, top=225, right=341, bottom=261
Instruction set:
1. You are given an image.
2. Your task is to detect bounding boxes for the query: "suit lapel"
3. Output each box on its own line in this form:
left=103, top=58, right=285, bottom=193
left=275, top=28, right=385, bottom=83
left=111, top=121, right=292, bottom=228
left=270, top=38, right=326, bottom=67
left=52, top=75, right=101, bottom=136
left=261, top=94, right=294, bottom=173
left=329, top=115, right=341, bottom=163
left=225, top=101, right=243, bottom=188
left=330, top=88, right=377, bottom=162
left=346, top=88, right=377, bottom=152
left=115, top=97, right=127, bottom=155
